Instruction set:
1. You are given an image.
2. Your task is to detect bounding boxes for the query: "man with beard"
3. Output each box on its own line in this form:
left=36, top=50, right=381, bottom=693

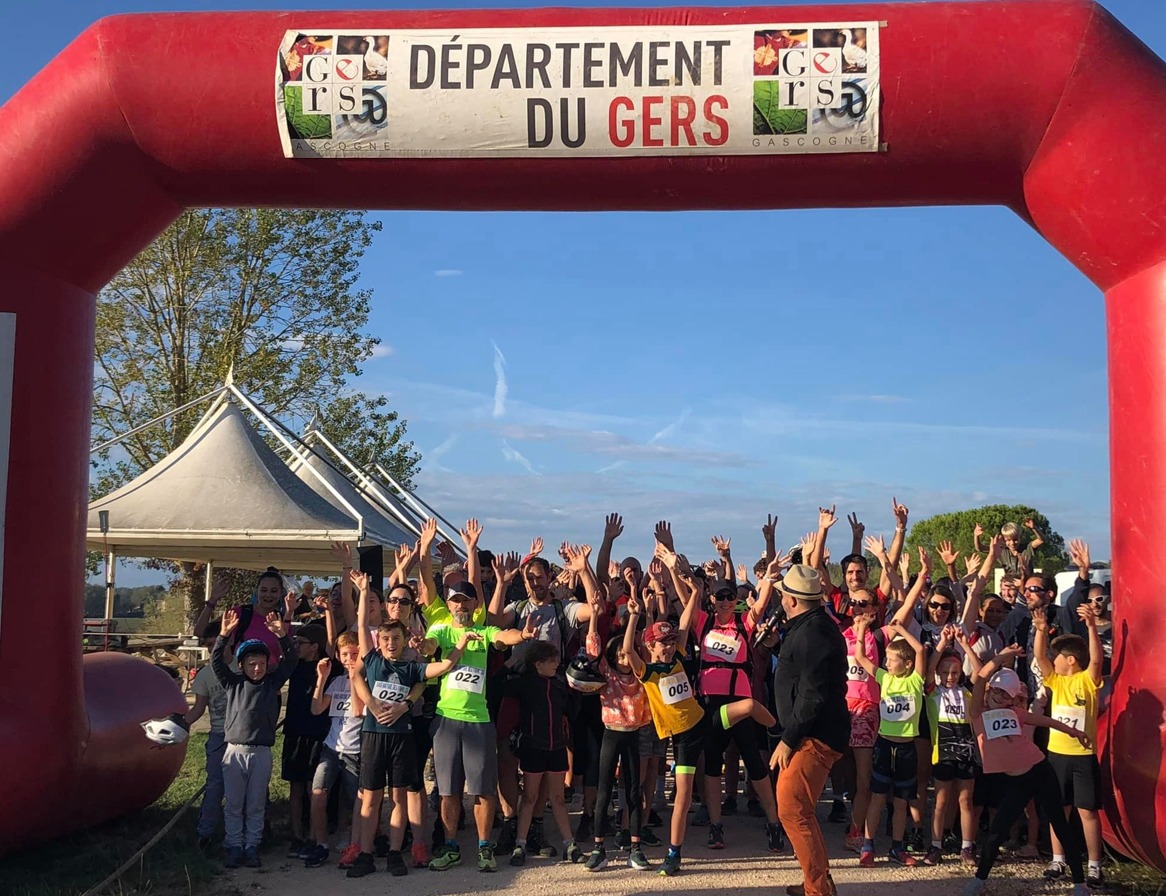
left=812, top=500, right=908, bottom=625
left=428, top=580, right=535, bottom=872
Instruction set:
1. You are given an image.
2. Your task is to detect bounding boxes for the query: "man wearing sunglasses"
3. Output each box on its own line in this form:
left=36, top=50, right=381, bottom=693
left=1001, top=575, right=1062, bottom=705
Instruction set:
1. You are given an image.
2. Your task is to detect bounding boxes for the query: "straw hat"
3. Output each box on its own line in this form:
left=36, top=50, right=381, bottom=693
left=779, top=564, right=823, bottom=600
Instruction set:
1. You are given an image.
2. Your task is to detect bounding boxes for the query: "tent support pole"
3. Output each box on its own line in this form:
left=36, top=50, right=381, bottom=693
left=204, top=560, right=214, bottom=604
left=103, top=550, right=116, bottom=621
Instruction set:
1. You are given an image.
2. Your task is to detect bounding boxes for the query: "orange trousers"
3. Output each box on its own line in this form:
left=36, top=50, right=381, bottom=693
left=777, top=737, right=841, bottom=896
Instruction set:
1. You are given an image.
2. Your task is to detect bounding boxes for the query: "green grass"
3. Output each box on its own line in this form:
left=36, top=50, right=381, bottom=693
left=1106, top=852, right=1166, bottom=896
left=0, top=732, right=290, bottom=896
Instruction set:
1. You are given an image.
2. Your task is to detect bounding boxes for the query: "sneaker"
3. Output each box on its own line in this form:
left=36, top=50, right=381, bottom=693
left=386, top=850, right=408, bottom=876
left=411, top=842, right=430, bottom=868
left=346, top=851, right=376, bottom=878
left=844, top=828, right=864, bottom=854
left=429, top=846, right=461, bottom=870
left=721, top=797, right=738, bottom=816
left=565, top=840, right=584, bottom=864
left=638, top=827, right=662, bottom=846
left=962, top=879, right=987, bottom=896
left=747, top=798, right=765, bottom=818
left=943, top=831, right=961, bottom=853
left=244, top=847, right=261, bottom=868
left=614, top=829, right=632, bottom=851
left=921, top=846, right=943, bottom=866
left=1087, top=868, right=1105, bottom=888
left=707, top=822, right=725, bottom=849
left=906, top=829, right=927, bottom=854
left=827, top=799, right=847, bottom=823
left=224, top=847, right=243, bottom=869
left=766, top=822, right=787, bottom=853
left=538, top=843, right=558, bottom=858
left=692, top=804, right=710, bottom=827
left=288, top=837, right=307, bottom=858
left=584, top=846, right=608, bottom=871
left=859, top=848, right=874, bottom=867
left=576, top=813, right=594, bottom=842
left=889, top=847, right=918, bottom=867
left=648, top=809, right=664, bottom=827
left=303, top=844, right=329, bottom=868
left=338, top=842, right=361, bottom=868
left=960, top=847, right=977, bottom=866
left=496, top=817, right=517, bottom=854
left=659, top=852, right=681, bottom=876
left=628, top=846, right=651, bottom=871
left=509, top=845, right=526, bottom=867
left=374, top=834, right=390, bottom=858
left=478, top=845, right=497, bottom=872
left=1044, top=859, right=1069, bottom=880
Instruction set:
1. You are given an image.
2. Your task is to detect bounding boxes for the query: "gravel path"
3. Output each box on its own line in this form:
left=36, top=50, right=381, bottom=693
left=208, top=800, right=1070, bottom=896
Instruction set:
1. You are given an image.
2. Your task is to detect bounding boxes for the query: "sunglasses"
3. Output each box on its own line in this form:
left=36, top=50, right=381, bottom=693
left=1024, top=586, right=1048, bottom=594
left=714, top=594, right=736, bottom=602
left=294, top=639, right=313, bottom=646
left=850, top=600, right=872, bottom=609
left=386, top=597, right=414, bottom=606
left=928, top=602, right=952, bottom=611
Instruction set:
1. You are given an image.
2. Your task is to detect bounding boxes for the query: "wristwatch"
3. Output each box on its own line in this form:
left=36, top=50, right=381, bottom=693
left=405, top=698, right=415, bottom=711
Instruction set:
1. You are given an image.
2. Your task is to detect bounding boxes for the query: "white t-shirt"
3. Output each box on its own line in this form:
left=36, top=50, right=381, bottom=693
left=324, top=676, right=362, bottom=755
left=192, top=664, right=227, bottom=734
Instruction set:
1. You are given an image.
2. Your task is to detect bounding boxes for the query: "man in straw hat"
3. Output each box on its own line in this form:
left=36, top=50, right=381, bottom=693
left=770, top=564, right=850, bottom=896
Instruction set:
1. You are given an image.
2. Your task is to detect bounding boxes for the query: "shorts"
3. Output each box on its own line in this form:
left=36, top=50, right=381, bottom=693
left=932, top=760, right=977, bottom=782
left=408, top=715, right=434, bottom=794
left=281, top=732, right=323, bottom=783
left=870, top=736, right=917, bottom=800
left=312, top=745, right=360, bottom=805
left=359, top=730, right=418, bottom=791
left=671, top=719, right=706, bottom=772
left=518, top=744, right=569, bottom=774
left=973, top=771, right=1004, bottom=808
left=639, top=724, right=669, bottom=759
left=846, top=698, right=879, bottom=749
left=1048, top=752, right=1101, bottom=811
left=433, top=716, right=499, bottom=797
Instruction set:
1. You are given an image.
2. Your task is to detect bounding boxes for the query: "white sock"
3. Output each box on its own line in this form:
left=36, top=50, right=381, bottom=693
left=962, top=840, right=975, bottom=849
left=1053, top=853, right=1067, bottom=864
left=1088, top=860, right=1102, bottom=873
left=932, top=840, right=943, bottom=849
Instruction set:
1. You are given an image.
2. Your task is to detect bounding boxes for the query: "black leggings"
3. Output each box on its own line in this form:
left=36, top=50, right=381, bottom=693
left=572, top=695, right=604, bottom=789
left=702, top=696, right=768, bottom=780
left=594, top=728, right=642, bottom=839
left=976, top=759, right=1084, bottom=883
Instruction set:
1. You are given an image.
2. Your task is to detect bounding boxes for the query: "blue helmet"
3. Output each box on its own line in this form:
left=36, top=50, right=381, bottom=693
left=235, top=638, right=270, bottom=663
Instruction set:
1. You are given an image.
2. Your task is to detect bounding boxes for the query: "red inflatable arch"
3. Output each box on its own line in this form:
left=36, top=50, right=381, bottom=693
left=0, top=0, right=1164, bottom=862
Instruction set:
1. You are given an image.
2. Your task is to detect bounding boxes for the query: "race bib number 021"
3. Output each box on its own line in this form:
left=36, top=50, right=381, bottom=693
left=981, top=708, right=1021, bottom=739
left=1051, top=704, right=1086, bottom=732
left=447, top=665, right=485, bottom=694
left=659, top=671, right=693, bottom=706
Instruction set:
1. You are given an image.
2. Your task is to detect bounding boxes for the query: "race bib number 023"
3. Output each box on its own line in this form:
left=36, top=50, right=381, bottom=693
left=704, top=630, right=742, bottom=663
left=981, top=708, right=1021, bottom=740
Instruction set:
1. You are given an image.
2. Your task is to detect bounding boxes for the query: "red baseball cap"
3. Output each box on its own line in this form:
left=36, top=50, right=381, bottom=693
left=644, top=621, right=678, bottom=644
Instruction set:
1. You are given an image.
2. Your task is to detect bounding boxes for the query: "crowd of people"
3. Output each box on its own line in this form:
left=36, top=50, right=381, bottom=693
left=183, top=501, right=1112, bottom=896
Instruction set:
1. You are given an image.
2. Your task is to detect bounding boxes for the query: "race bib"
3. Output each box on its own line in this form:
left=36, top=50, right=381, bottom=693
left=446, top=665, right=485, bottom=694
left=372, top=680, right=411, bottom=704
left=659, top=671, right=693, bottom=706
left=847, top=661, right=869, bottom=682
left=1051, top=704, right=1087, bottom=732
left=329, top=694, right=353, bottom=717
left=704, top=630, right=742, bottom=663
left=880, top=693, right=916, bottom=723
left=981, top=708, right=1021, bottom=740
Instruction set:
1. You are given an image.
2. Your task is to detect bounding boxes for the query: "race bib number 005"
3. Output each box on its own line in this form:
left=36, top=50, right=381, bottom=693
left=447, top=665, right=485, bottom=694
left=659, top=671, right=693, bottom=706
left=981, top=708, right=1021, bottom=740
left=847, top=661, right=868, bottom=682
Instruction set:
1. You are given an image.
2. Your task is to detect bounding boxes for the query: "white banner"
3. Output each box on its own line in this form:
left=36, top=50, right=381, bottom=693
left=276, top=23, right=879, bottom=158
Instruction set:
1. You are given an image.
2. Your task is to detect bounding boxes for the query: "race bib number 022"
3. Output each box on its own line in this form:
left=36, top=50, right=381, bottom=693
left=447, top=665, right=485, bottom=694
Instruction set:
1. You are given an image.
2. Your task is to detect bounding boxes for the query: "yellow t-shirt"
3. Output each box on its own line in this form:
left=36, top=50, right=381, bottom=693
left=1045, top=670, right=1100, bottom=757
left=640, top=653, right=704, bottom=739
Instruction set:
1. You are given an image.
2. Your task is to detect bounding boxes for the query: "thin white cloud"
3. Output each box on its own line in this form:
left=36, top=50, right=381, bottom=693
left=369, top=343, right=394, bottom=359
left=650, top=408, right=691, bottom=443
left=434, top=269, right=463, bottom=278
left=500, top=439, right=538, bottom=475
left=491, top=341, right=508, bottom=419
left=837, top=394, right=912, bottom=405
left=597, top=460, right=627, bottom=474
left=489, top=422, right=756, bottom=468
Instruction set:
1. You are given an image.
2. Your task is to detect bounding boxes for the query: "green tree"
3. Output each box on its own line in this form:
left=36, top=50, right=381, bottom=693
left=906, top=504, right=1067, bottom=577
left=89, top=209, right=420, bottom=622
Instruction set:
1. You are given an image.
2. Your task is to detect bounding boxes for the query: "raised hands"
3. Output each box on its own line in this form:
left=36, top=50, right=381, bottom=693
left=937, top=540, right=960, bottom=567
left=316, top=657, right=331, bottom=682
left=711, top=535, right=732, bottom=558
left=1069, top=538, right=1091, bottom=571
left=266, top=611, right=289, bottom=638
left=1077, top=603, right=1099, bottom=628
left=460, top=518, right=482, bottom=550
left=654, top=540, right=680, bottom=570
left=330, top=541, right=354, bottom=568
left=654, top=520, right=674, bottom=550
left=965, top=554, right=983, bottom=576
left=626, top=591, right=643, bottom=616
left=604, top=513, right=624, bottom=541
left=891, top=497, right=909, bottom=528
left=492, top=551, right=522, bottom=585
left=220, top=608, right=241, bottom=638
left=973, top=522, right=984, bottom=541
left=761, top=513, right=778, bottom=542
left=648, top=558, right=665, bottom=583
left=419, top=517, right=438, bottom=553
left=737, top=563, right=751, bottom=583
left=564, top=543, right=592, bottom=574
left=436, top=539, right=459, bottom=569
left=348, top=568, right=371, bottom=594
left=528, top=536, right=544, bottom=557
left=818, top=504, right=838, bottom=530
left=918, top=545, right=933, bottom=575
left=284, top=590, right=297, bottom=620
left=848, top=512, right=865, bottom=539
left=394, top=542, right=416, bottom=576
left=800, top=531, right=817, bottom=560
left=863, top=533, right=888, bottom=562
left=1023, top=518, right=1037, bottom=531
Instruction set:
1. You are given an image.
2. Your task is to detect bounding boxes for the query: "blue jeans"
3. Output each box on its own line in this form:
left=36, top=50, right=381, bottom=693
left=197, top=731, right=226, bottom=839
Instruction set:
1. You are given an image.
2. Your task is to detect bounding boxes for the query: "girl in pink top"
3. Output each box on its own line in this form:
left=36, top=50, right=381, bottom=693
left=964, top=646, right=1091, bottom=896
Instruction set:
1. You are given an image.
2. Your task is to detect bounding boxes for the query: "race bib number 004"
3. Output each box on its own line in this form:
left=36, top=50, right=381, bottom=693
left=880, top=693, right=916, bottom=723
left=981, top=708, right=1021, bottom=739
left=447, top=665, right=485, bottom=694
left=659, top=671, right=693, bottom=706
left=372, top=680, right=411, bottom=703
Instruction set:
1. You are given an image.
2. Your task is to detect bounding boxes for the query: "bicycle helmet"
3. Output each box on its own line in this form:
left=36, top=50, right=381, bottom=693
left=565, top=655, right=606, bottom=694
left=142, top=712, right=190, bottom=746
left=235, top=638, right=271, bottom=663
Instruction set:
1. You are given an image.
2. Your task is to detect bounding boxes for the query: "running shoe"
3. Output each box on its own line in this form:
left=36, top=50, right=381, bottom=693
left=584, top=846, right=608, bottom=871
left=747, top=798, right=765, bottom=818
left=659, top=852, right=682, bottom=876
left=766, top=822, right=787, bottom=853
left=243, top=847, right=261, bottom=868
left=429, top=846, right=461, bottom=870
left=374, top=834, right=391, bottom=857
left=921, top=846, right=942, bottom=866
left=495, top=817, right=517, bottom=854
left=614, top=829, right=632, bottom=851
left=288, top=838, right=307, bottom=858
left=386, top=849, right=408, bottom=876
left=1087, top=867, right=1105, bottom=888
left=960, top=847, right=977, bottom=866
left=564, top=840, right=584, bottom=864
left=889, top=847, right=918, bottom=867
left=943, top=831, right=960, bottom=853
left=1044, top=859, right=1069, bottom=880
left=303, top=844, right=329, bottom=868
left=707, top=822, right=725, bottom=849
left=844, top=827, right=864, bottom=854
left=345, top=851, right=375, bottom=878
left=906, top=828, right=927, bottom=854
left=478, top=845, right=497, bottom=872
left=509, top=845, right=526, bottom=867
left=628, top=846, right=651, bottom=871
left=338, top=842, right=361, bottom=869
left=859, top=848, right=874, bottom=868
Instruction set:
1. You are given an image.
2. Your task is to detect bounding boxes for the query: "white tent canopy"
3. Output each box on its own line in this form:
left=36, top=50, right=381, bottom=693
left=87, top=393, right=392, bottom=574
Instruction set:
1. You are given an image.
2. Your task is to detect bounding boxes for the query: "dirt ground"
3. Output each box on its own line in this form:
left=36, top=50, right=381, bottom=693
left=207, top=799, right=1070, bottom=896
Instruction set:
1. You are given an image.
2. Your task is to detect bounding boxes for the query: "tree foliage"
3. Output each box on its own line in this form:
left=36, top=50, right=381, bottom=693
left=906, top=504, right=1067, bottom=576
left=89, top=208, right=421, bottom=619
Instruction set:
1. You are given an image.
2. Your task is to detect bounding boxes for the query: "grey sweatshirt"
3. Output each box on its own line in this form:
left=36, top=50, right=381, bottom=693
left=212, top=634, right=297, bottom=746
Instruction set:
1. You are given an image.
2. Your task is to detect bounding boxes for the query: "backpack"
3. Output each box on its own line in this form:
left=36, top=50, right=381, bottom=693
left=697, top=612, right=753, bottom=696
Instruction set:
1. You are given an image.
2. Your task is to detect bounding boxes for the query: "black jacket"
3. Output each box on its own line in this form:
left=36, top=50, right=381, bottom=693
left=773, top=606, right=850, bottom=753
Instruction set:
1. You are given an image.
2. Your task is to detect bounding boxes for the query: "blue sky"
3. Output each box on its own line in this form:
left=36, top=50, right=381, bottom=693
left=6, top=0, right=1156, bottom=582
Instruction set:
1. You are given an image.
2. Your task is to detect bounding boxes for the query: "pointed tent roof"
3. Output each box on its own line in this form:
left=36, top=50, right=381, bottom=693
left=87, top=394, right=386, bottom=573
